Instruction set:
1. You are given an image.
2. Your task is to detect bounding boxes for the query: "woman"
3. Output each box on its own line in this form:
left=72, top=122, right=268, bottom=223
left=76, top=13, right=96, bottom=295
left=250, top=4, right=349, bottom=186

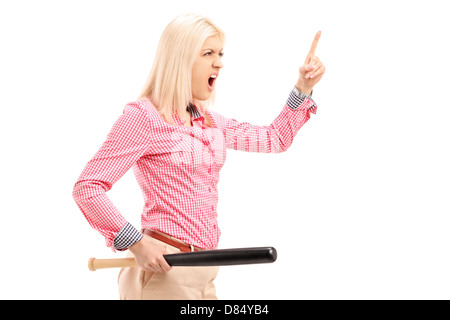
left=73, top=13, right=325, bottom=300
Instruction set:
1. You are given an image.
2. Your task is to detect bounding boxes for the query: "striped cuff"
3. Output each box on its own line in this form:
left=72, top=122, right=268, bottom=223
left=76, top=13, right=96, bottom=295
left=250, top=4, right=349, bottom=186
left=113, top=222, right=143, bottom=251
left=286, top=87, right=317, bottom=112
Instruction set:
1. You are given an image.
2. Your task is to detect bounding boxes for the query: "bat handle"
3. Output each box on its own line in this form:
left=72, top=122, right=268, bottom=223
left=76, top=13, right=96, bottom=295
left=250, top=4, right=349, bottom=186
left=88, top=257, right=137, bottom=271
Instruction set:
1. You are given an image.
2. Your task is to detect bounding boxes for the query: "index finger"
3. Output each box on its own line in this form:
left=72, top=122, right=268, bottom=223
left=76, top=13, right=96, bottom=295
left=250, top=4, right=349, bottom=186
left=308, top=31, right=321, bottom=56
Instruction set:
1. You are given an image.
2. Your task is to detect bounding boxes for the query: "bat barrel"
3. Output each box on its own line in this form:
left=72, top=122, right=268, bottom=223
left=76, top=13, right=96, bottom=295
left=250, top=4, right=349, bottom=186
left=165, top=247, right=277, bottom=267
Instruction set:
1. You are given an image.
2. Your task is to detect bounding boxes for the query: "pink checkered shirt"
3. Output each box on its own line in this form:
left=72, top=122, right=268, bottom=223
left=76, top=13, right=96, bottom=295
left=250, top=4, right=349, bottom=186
left=73, top=88, right=317, bottom=251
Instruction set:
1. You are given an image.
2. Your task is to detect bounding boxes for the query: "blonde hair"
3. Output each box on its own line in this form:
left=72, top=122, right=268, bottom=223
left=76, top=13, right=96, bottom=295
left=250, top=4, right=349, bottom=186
left=139, top=14, right=225, bottom=123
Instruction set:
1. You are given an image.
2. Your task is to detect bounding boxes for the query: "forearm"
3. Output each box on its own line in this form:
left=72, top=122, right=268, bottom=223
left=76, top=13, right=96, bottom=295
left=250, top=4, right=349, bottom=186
left=216, top=87, right=317, bottom=153
left=269, top=87, right=317, bottom=152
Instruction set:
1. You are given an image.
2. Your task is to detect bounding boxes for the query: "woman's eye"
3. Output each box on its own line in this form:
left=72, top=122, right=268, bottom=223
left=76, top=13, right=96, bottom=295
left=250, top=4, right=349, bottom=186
left=203, top=51, right=224, bottom=57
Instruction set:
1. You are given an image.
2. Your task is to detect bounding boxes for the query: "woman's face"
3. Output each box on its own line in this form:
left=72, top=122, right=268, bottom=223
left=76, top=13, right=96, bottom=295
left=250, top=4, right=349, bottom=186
left=191, top=35, right=224, bottom=102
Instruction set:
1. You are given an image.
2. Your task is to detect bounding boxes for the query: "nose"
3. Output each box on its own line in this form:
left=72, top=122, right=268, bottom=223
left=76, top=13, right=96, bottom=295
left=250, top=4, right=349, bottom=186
left=213, top=57, right=223, bottom=69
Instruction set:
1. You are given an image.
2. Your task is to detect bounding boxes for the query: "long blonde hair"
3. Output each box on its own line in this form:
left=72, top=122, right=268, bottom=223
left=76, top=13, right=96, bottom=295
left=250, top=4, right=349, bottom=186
left=139, top=14, right=225, bottom=123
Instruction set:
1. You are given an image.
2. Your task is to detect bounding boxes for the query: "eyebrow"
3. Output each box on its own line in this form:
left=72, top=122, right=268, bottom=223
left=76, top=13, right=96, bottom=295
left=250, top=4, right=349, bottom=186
left=202, top=48, right=224, bottom=52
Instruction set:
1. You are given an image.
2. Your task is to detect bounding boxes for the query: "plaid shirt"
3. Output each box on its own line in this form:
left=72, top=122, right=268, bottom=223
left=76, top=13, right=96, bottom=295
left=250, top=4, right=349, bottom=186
left=73, top=87, right=317, bottom=251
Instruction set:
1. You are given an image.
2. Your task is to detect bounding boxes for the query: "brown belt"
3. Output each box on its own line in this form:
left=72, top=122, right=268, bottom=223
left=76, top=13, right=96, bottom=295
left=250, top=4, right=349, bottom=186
left=141, top=228, right=204, bottom=253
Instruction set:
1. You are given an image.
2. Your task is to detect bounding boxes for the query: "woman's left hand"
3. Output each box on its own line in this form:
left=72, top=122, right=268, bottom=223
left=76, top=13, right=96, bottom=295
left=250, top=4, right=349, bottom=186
left=296, top=31, right=325, bottom=95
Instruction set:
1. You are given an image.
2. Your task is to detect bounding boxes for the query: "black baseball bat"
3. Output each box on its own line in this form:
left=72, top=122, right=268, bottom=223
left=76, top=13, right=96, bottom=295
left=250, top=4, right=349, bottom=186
left=165, top=246, right=277, bottom=266
left=88, top=247, right=277, bottom=271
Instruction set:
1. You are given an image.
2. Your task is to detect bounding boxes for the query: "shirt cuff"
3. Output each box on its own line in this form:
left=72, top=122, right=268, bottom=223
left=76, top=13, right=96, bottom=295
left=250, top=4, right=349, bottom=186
left=286, top=86, right=317, bottom=112
left=113, top=222, right=143, bottom=251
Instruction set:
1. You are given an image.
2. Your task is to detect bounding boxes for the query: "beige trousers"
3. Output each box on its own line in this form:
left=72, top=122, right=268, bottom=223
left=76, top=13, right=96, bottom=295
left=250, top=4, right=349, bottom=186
left=118, top=235, right=219, bottom=300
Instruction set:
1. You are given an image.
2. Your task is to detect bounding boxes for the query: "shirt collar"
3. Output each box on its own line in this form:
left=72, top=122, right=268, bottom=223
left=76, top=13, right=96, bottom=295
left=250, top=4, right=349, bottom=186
left=186, top=103, right=203, bottom=120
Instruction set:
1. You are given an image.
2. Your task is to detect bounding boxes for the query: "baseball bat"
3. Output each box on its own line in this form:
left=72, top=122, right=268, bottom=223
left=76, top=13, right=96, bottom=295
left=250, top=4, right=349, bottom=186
left=88, top=246, right=277, bottom=271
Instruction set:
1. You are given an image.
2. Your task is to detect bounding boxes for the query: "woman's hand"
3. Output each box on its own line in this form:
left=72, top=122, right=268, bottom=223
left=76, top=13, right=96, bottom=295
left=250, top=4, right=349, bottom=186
left=296, top=31, right=325, bottom=95
left=128, top=236, right=172, bottom=273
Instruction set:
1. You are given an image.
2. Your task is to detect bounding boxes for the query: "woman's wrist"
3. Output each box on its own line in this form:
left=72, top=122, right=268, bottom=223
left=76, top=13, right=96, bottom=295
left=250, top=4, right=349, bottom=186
left=295, top=83, right=313, bottom=95
left=128, top=238, right=144, bottom=254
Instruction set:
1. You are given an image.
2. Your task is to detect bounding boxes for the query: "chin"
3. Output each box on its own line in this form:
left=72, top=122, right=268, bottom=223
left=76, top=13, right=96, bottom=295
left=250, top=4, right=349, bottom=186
left=194, top=92, right=212, bottom=102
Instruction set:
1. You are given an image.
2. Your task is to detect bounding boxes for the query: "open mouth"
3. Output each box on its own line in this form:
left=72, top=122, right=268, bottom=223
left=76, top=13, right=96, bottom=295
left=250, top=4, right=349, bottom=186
left=208, top=74, right=217, bottom=89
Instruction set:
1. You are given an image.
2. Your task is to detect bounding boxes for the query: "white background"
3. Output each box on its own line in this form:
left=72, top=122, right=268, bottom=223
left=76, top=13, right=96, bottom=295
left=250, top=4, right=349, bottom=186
left=1, top=0, right=449, bottom=300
